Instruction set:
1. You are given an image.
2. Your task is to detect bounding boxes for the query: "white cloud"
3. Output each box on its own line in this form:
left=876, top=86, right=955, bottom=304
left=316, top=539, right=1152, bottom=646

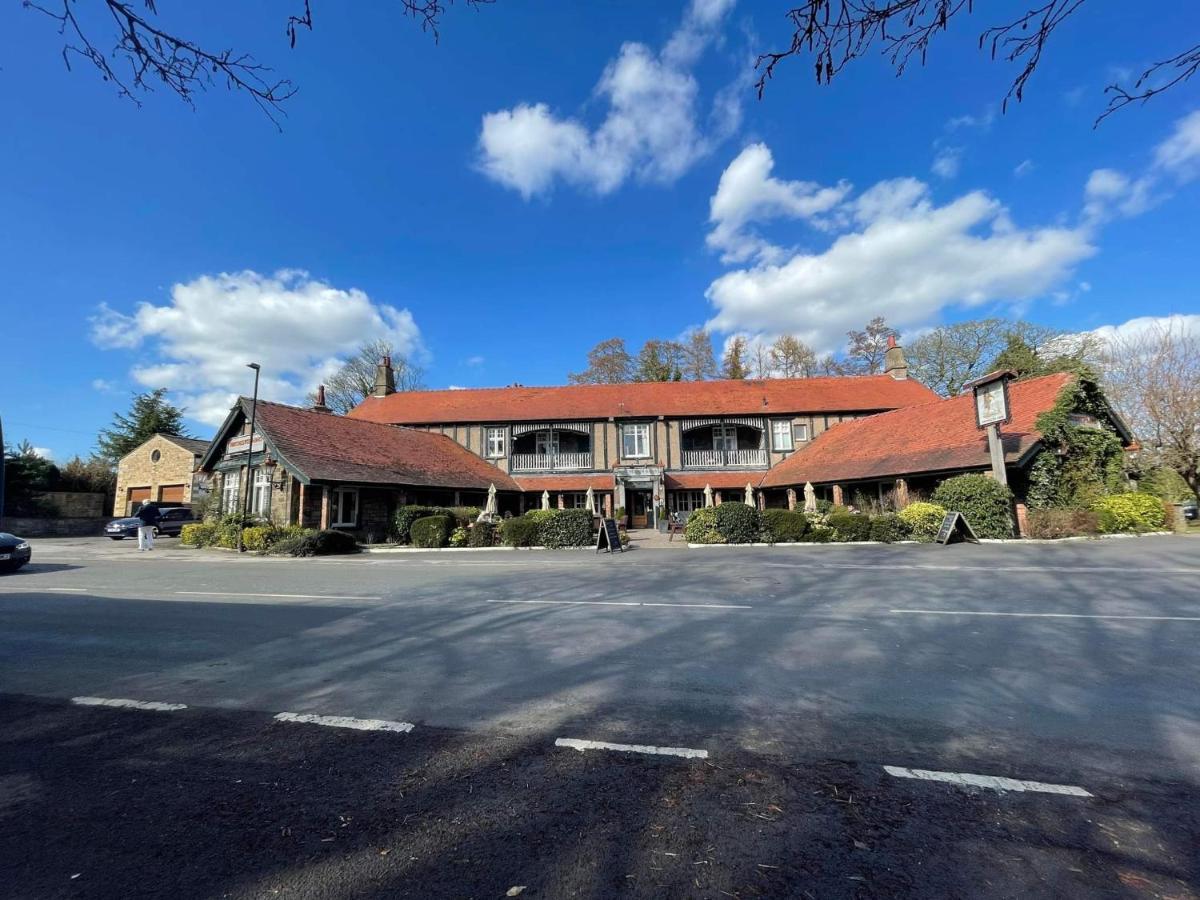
left=706, top=143, right=850, bottom=263
left=931, top=145, right=963, bottom=179
left=477, top=0, right=740, bottom=198
left=1014, top=159, right=1034, bottom=177
left=31, top=447, right=53, bottom=460
left=1089, top=313, right=1200, bottom=345
left=1153, top=109, right=1200, bottom=178
left=465, top=355, right=485, bottom=367
left=91, top=378, right=116, bottom=393
left=703, top=155, right=1096, bottom=352
left=92, top=270, right=423, bottom=427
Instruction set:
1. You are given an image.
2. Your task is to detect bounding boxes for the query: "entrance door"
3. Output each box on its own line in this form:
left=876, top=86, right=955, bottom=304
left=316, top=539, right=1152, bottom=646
left=630, top=490, right=650, bottom=528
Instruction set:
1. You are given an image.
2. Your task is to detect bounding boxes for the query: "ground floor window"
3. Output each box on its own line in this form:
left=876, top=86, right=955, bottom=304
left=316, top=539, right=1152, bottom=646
left=251, top=468, right=272, bottom=517
left=332, top=487, right=358, bottom=528
left=669, top=490, right=705, bottom=513
left=221, top=471, right=240, bottom=513
left=563, top=492, right=594, bottom=509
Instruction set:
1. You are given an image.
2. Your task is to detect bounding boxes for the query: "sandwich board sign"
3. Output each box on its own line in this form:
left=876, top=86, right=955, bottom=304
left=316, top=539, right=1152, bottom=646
left=936, top=511, right=979, bottom=545
left=596, top=518, right=624, bottom=554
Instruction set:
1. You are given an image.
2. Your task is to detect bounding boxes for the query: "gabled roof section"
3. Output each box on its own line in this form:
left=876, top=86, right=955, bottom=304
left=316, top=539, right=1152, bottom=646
left=199, top=399, right=520, bottom=491
left=761, top=373, right=1095, bottom=487
left=159, top=434, right=211, bottom=456
left=347, top=376, right=939, bottom=425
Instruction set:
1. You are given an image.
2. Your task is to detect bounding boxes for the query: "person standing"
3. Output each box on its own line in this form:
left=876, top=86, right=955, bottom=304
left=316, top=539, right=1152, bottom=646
left=135, top=500, right=161, bottom=552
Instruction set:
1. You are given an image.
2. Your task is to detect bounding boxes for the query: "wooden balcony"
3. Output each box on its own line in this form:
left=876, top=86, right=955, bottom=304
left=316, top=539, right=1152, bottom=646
left=510, top=451, right=593, bottom=472
left=681, top=449, right=769, bottom=469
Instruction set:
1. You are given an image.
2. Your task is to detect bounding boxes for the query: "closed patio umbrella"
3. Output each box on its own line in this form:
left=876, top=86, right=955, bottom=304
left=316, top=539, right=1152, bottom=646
left=541, top=490, right=551, bottom=510
left=804, top=481, right=817, bottom=513
left=703, top=484, right=714, bottom=508
left=744, top=482, right=754, bottom=506
left=585, top=486, right=595, bottom=514
left=481, top=483, right=498, bottom=519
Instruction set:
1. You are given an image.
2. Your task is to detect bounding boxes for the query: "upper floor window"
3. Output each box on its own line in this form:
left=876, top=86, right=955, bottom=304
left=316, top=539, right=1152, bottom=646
left=485, top=427, right=506, bottom=458
left=713, top=424, right=737, bottom=451
left=771, top=420, right=794, bottom=451
left=622, top=423, right=651, bottom=458
left=534, top=430, right=559, bottom=455
left=793, top=422, right=810, bottom=443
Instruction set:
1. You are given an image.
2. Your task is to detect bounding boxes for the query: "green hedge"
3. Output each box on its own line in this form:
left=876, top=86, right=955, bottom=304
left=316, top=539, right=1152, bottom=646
left=539, top=509, right=594, bottom=548
left=448, top=526, right=468, bottom=547
left=869, top=512, right=908, bottom=543
left=267, top=528, right=354, bottom=557
left=826, top=509, right=872, bottom=542
left=898, top=502, right=946, bottom=542
left=500, top=516, right=540, bottom=547
left=180, top=522, right=217, bottom=547
left=392, top=506, right=480, bottom=543
left=931, top=474, right=1014, bottom=539
left=1026, top=508, right=1101, bottom=539
left=684, top=506, right=724, bottom=544
left=1091, top=492, right=1167, bottom=533
left=467, top=521, right=496, bottom=547
left=760, top=508, right=808, bottom=543
left=800, top=524, right=835, bottom=542
left=715, top=502, right=760, bottom=544
left=411, top=515, right=452, bottom=548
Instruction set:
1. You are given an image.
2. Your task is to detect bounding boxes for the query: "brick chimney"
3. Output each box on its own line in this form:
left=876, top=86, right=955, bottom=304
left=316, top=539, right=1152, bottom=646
left=373, top=355, right=396, bottom=398
left=311, top=384, right=332, bottom=413
left=884, top=335, right=908, bottom=380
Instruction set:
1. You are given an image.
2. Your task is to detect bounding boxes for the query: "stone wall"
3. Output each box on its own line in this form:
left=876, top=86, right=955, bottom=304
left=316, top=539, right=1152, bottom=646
left=35, top=492, right=107, bottom=518
left=4, top=517, right=109, bottom=537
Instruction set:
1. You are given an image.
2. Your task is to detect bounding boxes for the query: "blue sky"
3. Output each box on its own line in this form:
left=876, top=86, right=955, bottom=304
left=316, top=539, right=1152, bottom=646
left=2, top=0, right=1198, bottom=459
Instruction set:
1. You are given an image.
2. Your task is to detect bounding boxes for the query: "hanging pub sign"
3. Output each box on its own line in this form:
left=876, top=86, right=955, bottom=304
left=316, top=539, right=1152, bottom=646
left=971, top=371, right=1014, bottom=428
left=596, top=518, right=624, bottom=554
left=936, top=511, right=979, bottom=545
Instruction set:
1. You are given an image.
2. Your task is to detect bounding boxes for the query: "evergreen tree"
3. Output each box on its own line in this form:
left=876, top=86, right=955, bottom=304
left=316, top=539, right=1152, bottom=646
left=633, top=340, right=685, bottom=382
left=97, top=389, right=191, bottom=464
left=722, top=336, right=750, bottom=379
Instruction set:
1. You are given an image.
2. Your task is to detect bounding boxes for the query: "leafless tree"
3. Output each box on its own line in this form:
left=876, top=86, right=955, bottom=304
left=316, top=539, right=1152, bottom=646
left=768, top=334, right=818, bottom=378
left=842, top=316, right=897, bottom=375
left=23, top=0, right=491, bottom=127
left=313, top=339, right=424, bottom=414
left=1100, top=322, right=1200, bottom=501
left=679, top=328, right=718, bottom=381
left=569, top=338, right=634, bottom=385
left=755, top=1, right=1198, bottom=125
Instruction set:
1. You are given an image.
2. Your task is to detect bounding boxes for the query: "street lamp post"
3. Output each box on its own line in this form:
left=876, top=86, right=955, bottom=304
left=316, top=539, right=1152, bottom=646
left=237, top=363, right=261, bottom=553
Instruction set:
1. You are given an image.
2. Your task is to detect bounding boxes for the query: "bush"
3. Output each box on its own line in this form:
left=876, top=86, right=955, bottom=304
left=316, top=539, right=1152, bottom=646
left=898, top=502, right=946, bottom=542
left=827, top=510, right=873, bottom=542
left=411, top=515, right=452, bottom=548
left=241, top=525, right=276, bottom=553
left=869, top=512, right=908, bottom=543
left=931, top=474, right=1014, bottom=539
left=500, top=515, right=540, bottom=547
left=467, top=521, right=496, bottom=547
left=760, top=508, right=808, bottom=543
left=447, top=506, right=482, bottom=526
left=1026, top=508, right=1101, bottom=539
left=539, top=509, right=594, bottom=548
left=800, top=524, right=835, bottom=542
left=1091, top=492, right=1167, bottom=533
left=449, top=526, right=468, bottom=547
left=684, top=506, right=724, bottom=544
left=391, top=506, right=468, bottom=543
left=311, top=529, right=359, bottom=555
left=180, top=522, right=217, bottom=547
left=266, top=527, right=326, bottom=557
left=715, top=502, right=760, bottom=544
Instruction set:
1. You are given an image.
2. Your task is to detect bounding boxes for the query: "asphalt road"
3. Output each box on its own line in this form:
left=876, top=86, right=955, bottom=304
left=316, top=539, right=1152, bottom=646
left=1, top=535, right=1198, bottom=898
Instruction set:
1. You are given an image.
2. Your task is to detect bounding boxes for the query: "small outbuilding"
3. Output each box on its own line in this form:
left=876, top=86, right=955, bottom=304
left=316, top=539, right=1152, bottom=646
left=113, top=433, right=212, bottom=516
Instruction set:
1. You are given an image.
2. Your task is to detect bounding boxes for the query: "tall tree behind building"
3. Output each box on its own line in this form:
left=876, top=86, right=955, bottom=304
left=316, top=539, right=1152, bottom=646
left=769, top=335, right=818, bottom=378
left=569, top=338, right=634, bottom=384
left=722, top=336, right=750, bottom=379
left=842, top=317, right=897, bottom=375
left=318, top=339, right=424, bottom=413
left=97, top=389, right=191, bottom=464
left=633, top=340, right=684, bottom=382
left=679, top=329, right=718, bottom=381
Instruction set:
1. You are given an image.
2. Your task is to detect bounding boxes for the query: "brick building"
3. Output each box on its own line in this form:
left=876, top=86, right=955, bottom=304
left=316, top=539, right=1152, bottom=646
left=113, top=433, right=211, bottom=516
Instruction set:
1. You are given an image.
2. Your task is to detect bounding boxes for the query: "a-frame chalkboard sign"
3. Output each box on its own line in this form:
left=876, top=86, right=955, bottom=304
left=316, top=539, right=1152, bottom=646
left=936, top=511, right=979, bottom=545
left=596, top=518, right=624, bottom=554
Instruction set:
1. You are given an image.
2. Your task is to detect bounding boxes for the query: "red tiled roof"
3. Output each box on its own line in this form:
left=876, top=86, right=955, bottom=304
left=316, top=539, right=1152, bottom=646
left=348, top=376, right=939, bottom=425
left=513, top=474, right=615, bottom=492
left=244, top=400, right=520, bottom=491
left=760, top=373, right=1077, bottom=487
left=666, top=472, right=763, bottom=490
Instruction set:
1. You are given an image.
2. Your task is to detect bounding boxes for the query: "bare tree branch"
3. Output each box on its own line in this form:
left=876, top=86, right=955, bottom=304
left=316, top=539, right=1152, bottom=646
left=1099, top=40, right=1200, bottom=125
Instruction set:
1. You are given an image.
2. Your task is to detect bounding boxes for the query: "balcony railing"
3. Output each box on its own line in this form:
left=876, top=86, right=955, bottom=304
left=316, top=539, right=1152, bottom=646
left=681, top=448, right=769, bottom=469
left=511, top=451, right=592, bottom=472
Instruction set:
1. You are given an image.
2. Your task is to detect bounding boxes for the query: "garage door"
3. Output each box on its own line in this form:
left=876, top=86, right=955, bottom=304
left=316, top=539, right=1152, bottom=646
left=158, top=484, right=186, bottom=503
left=127, top=487, right=151, bottom=514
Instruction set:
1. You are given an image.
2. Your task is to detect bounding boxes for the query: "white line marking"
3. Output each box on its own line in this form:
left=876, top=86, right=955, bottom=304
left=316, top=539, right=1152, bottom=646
left=883, top=766, right=1092, bottom=797
left=174, top=591, right=382, bottom=601
left=0, top=587, right=89, bottom=593
left=555, top=738, right=708, bottom=759
left=72, top=696, right=187, bottom=712
left=891, top=609, right=1200, bottom=622
left=763, top=562, right=1200, bottom=575
left=488, top=599, right=751, bottom=610
left=273, top=712, right=414, bottom=733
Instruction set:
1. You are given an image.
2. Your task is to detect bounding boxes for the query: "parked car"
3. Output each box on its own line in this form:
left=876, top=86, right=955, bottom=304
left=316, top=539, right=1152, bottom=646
left=104, top=506, right=197, bottom=540
left=1183, top=501, right=1198, bottom=522
left=0, top=533, right=32, bottom=573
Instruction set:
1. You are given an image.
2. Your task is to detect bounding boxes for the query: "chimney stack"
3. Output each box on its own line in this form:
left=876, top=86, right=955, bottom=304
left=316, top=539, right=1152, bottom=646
left=311, top=384, right=332, bottom=413
left=884, top=334, right=908, bottom=380
left=374, top=355, right=396, bottom=398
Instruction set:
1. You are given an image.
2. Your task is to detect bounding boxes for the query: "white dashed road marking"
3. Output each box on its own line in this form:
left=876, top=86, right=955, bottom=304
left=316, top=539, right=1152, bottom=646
left=175, top=591, right=382, bottom=601
left=883, top=766, right=1092, bottom=797
left=72, top=696, right=187, bottom=712
left=489, top=599, right=751, bottom=610
left=273, top=712, right=414, bottom=733
left=555, top=738, right=708, bottom=759
left=891, top=609, right=1200, bottom=622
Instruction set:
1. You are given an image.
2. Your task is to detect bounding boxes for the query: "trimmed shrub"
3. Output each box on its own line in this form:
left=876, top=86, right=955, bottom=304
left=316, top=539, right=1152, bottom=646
left=447, top=507, right=482, bottom=526
left=684, top=506, right=724, bottom=544
left=269, top=534, right=315, bottom=557
left=241, top=525, right=276, bottom=552
left=449, top=526, right=468, bottom=547
left=827, top=510, right=872, bottom=542
left=869, top=512, right=908, bottom=543
left=411, top=515, right=452, bottom=548
left=392, top=506, right=466, bottom=543
left=715, top=502, right=760, bottom=544
left=931, top=474, right=1015, bottom=539
left=800, top=524, right=835, bottom=543
left=1026, top=508, right=1101, bottom=539
left=898, top=502, right=946, bottom=542
left=500, top=515, right=540, bottom=547
left=180, top=522, right=217, bottom=547
left=760, top=508, right=808, bottom=543
left=539, top=509, right=594, bottom=548
left=311, top=529, right=359, bottom=555
left=467, top=521, right=496, bottom=548
left=1091, top=492, right=1167, bottom=533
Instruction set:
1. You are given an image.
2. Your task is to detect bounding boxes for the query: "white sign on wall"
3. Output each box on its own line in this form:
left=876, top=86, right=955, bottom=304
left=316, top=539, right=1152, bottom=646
left=224, top=434, right=264, bottom=458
